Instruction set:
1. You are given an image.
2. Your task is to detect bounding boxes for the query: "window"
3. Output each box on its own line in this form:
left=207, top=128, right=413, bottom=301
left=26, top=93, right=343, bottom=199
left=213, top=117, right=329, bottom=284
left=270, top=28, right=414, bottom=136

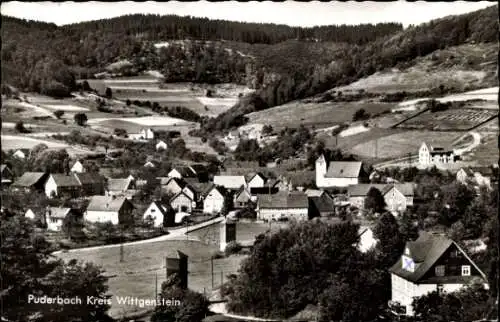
left=461, top=265, right=471, bottom=276
left=151, top=208, right=156, bottom=212
left=435, top=265, right=445, bottom=276
left=437, top=284, right=444, bottom=294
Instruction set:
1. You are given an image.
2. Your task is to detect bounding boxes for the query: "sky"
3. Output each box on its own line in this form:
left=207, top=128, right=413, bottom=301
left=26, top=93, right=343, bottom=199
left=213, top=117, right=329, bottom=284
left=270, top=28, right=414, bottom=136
left=1, top=1, right=495, bottom=28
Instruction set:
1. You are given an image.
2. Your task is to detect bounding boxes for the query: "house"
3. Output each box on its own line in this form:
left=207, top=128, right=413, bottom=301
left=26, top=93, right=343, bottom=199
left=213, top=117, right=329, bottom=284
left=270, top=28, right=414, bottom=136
left=419, top=142, right=455, bottom=166
left=246, top=172, right=266, bottom=189
left=234, top=186, right=253, bottom=209
left=156, top=140, right=168, bottom=151
left=170, top=191, right=194, bottom=213
left=25, top=209, right=37, bottom=220
left=213, top=175, right=246, bottom=190
left=181, top=185, right=197, bottom=202
left=456, top=168, right=491, bottom=189
left=12, top=172, right=49, bottom=193
left=70, top=160, right=85, bottom=173
left=308, top=192, right=335, bottom=217
left=143, top=201, right=174, bottom=227
left=315, top=155, right=366, bottom=188
left=358, top=226, right=378, bottom=253
left=74, top=172, right=105, bottom=196
left=183, top=178, right=212, bottom=202
left=45, top=207, right=77, bottom=232
left=44, top=174, right=82, bottom=198
left=85, top=196, right=134, bottom=225
left=168, top=166, right=197, bottom=179
left=106, top=177, right=135, bottom=196
left=13, top=149, right=30, bottom=159
left=158, top=177, right=184, bottom=196
left=203, top=185, right=226, bottom=214
left=347, top=183, right=414, bottom=213
left=144, top=161, right=157, bottom=168
left=129, top=128, right=155, bottom=140
left=389, top=232, right=488, bottom=316
left=257, top=191, right=309, bottom=221
left=1, top=164, right=14, bottom=186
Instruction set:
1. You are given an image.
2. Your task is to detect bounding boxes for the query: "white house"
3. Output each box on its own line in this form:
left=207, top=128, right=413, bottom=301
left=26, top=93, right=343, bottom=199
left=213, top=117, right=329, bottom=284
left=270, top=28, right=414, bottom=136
left=347, top=183, right=414, bottom=214
left=247, top=172, right=266, bottom=189
left=13, top=149, right=29, bottom=159
left=315, top=155, right=365, bottom=188
left=203, top=186, right=225, bottom=214
left=158, top=177, right=184, bottom=196
left=358, top=226, right=378, bottom=253
left=156, top=140, right=168, bottom=151
left=213, top=175, right=246, bottom=190
left=70, top=160, right=85, bottom=173
left=257, top=191, right=309, bottom=221
left=419, top=142, right=455, bottom=166
left=129, top=128, right=155, bottom=140
left=1, top=164, right=13, bottom=185
left=143, top=201, right=173, bottom=227
left=389, top=232, right=488, bottom=316
left=170, top=191, right=194, bottom=213
left=85, top=196, right=134, bottom=225
left=46, top=207, right=74, bottom=232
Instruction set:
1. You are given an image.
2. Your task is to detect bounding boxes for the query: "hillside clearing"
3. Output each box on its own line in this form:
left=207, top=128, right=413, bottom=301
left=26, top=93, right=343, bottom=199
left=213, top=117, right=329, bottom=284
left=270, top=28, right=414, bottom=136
left=43, top=104, right=90, bottom=112
left=88, top=116, right=190, bottom=127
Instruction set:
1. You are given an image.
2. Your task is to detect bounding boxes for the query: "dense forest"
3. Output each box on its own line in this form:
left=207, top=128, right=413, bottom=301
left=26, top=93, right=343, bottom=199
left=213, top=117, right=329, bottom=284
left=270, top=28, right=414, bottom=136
left=1, top=5, right=497, bottom=115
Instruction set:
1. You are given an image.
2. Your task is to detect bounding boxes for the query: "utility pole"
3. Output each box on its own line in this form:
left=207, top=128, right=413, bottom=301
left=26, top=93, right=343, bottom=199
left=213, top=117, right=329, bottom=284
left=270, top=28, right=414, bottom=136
left=211, top=256, right=214, bottom=289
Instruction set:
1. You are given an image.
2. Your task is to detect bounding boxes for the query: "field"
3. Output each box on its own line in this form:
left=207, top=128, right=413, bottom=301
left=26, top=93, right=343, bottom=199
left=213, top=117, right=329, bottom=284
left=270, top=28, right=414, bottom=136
left=188, top=221, right=289, bottom=246
left=396, top=108, right=497, bottom=131
left=438, top=86, right=498, bottom=103
left=56, top=239, right=246, bottom=318
left=86, top=77, right=248, bottom=117
left=349, top=130, right=462, bottom=159
left=1, top=134, right=93, bottom=156
left=247, top=101, right=394, bottom=130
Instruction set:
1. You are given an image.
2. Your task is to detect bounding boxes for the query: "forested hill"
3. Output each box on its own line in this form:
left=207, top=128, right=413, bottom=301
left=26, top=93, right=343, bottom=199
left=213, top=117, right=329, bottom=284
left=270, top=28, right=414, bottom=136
left=203, top=4, right=498, bottom=132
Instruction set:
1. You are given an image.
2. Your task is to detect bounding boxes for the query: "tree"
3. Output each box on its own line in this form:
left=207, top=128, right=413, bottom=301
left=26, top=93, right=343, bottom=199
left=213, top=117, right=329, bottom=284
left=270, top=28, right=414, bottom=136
left=1, top=215, right=111, bottom=321
left=15, top=121, right=29, bottom=133
left=74, top=112, right=88, bottom=126
left=105, top=87, right=112, bottom=98
left=126, top=99, right=131, bottom=106
left=364, top=187, right=385, bottom=214
left=151, top=274, right=209, bottom=322
left=82, top=80, right=91, bottom=91
left=352, top=108, right=370, bottom=121
left=53, top=110, right=65, bottom=119
left=262, top=124, right=274, bottom=135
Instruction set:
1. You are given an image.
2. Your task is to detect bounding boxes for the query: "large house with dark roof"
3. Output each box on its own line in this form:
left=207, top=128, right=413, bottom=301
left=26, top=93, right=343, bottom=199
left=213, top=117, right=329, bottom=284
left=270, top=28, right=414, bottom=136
left=74, top=172, right=105, bottom=196
left=315, top=155, right=367, bottom=188
left=389, top=232, right=488, bottom=316
left=44, top=174, right=82, bottom=198
left=257, top=191, right=310, bottom=221
left=12, top=172, right=49, bottom=193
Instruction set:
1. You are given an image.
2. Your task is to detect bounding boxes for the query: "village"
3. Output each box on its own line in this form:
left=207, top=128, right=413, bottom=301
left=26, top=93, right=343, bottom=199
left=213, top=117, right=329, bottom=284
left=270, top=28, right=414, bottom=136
left=1, top=2, right=499, bottom=322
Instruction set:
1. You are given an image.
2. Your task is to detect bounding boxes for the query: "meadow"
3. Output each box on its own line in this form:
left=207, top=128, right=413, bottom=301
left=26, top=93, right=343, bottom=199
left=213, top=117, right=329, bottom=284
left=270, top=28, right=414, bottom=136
left=56, top=239, right=247, bottom=318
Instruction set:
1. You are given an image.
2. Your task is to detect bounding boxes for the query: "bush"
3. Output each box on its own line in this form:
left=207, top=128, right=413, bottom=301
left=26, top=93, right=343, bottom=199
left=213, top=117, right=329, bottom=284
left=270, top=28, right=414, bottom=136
left=73, top=113, right=88, bottom=126
left=15, top=121, right=30, bottom=133
left=224, top=241, right=242, bottom=256
left=352, top=108, right=370, bottom=122
left=53, top=110, right=65, bottom=119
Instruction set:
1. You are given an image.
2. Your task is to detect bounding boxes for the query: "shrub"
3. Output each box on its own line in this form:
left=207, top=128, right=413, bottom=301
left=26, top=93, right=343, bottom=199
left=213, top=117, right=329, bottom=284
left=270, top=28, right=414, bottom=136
left=73, top=113, right=88, bottom=126
left=53, top=110, right=65, bottom=119
left=15, top=121, right=30, bottom=133
left=224, top=241, right=242, bottom=256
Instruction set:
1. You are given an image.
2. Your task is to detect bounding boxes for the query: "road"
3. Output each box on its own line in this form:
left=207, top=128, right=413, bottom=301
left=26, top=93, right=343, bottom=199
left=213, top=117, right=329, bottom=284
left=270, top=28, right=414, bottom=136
left=52, top=216, right=224, bottom=255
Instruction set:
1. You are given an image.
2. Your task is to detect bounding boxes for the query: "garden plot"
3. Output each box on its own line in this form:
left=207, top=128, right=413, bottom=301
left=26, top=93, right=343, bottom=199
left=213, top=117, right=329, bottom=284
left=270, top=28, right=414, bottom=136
left=350, top=130, right=461, bottom=159
left=396, top=108, right=497, bottom=131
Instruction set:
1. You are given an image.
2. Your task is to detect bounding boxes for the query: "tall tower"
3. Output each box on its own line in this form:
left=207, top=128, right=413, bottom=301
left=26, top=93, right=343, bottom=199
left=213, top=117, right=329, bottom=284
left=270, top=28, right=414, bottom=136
left=315, top=154, right=327, bottom=188
left=220, top=218, right=236, bottom=252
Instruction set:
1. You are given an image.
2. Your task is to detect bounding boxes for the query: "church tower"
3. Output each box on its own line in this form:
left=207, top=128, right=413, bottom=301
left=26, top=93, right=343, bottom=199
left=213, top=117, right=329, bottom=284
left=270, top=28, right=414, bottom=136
left=315, top=154, right=328, bottom=188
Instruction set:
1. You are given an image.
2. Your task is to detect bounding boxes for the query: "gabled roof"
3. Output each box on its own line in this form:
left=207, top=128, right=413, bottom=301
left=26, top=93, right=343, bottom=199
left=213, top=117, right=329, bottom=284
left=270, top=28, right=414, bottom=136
left=149, top=201, right=171, bottom=216
left=347, top=184, right=388, bottom=197
left=107, top=178, right=133, bottom=191
left=170, top=191, right=193, bottom=202
left=325, top=161, right=363, bottom=178
left=50, top=174, right=81, bottom=187
left=87, top=196, right=131, bottom=212
left=382, top=183, right=415, bottom=196
left=309, top=194, right=335, bottom=213
left=213, top=175, right=246, bottom=190
left=1, top=164, right=11, bottom=173
left=389, top=232, right=487, bottom=283
left=170, top=166, right=196, bottom=177
left=305, top=189, right=325, bottom=197
left=245, top=172, right=267, bottom=183
left=13, top=172, right=47, bottom=187
left=204, top=184, right=228, bottom=198
left=259, top=191, right=309, bottom=209
left=235, top=186, right=252, bottom=202
left=47, top=207, right=72, bottom=219
left=74, top=172, right=104, bottom=185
